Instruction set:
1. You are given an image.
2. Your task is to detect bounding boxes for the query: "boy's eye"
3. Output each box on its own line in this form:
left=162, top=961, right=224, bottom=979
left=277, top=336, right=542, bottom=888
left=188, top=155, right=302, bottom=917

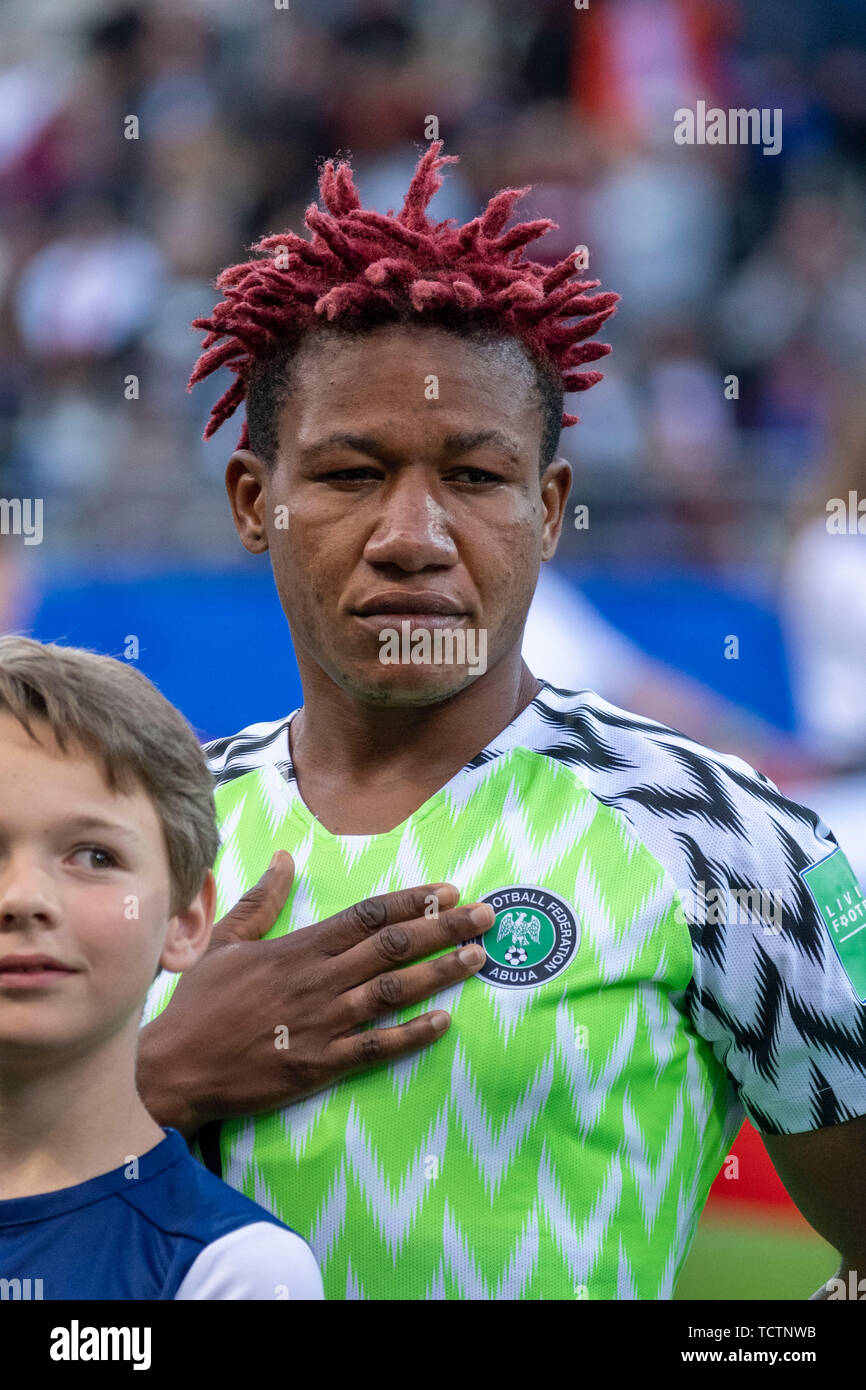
left=71, top=847, right=119, bottom=871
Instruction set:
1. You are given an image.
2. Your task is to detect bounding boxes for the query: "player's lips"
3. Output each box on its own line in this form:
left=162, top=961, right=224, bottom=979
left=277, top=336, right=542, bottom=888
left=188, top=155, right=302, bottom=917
left=352, top=593, right=469, bottom=623
left=0, top=954, right=78, bottom=989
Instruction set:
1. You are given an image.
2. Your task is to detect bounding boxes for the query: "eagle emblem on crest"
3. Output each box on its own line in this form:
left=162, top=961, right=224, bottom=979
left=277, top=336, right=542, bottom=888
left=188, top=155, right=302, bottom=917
left=497, top=911, right=542, bottom=949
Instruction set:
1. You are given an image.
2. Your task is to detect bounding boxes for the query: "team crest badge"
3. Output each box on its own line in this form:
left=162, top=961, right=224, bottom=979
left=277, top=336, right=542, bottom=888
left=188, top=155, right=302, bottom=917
left=471, top=885, right=580, bottom=990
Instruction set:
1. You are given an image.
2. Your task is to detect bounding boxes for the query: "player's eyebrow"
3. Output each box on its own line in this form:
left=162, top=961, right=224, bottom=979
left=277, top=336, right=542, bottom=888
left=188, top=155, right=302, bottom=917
left=301, top=429, right=524, bottom=465
left=300, top=433, right=387, bottom=462
left=439, top=430, right=523, bottom=464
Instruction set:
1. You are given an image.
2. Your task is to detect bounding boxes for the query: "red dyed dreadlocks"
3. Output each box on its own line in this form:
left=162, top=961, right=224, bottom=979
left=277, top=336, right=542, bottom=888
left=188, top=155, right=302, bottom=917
left=188, top=141, right=619, bottom=448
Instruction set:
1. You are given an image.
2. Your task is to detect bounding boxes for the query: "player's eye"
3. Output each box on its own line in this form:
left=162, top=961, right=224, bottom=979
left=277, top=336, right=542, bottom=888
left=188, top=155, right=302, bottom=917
left=322, top=466, right=382, bottom=483
left=70, top=846, right=120, bottom=871
left=447, top=466, right=502, bottom=484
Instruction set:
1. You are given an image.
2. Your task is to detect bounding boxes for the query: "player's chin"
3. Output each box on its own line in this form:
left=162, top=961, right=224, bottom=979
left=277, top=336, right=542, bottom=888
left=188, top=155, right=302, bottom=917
left=345, top=660, right=484, bottom=707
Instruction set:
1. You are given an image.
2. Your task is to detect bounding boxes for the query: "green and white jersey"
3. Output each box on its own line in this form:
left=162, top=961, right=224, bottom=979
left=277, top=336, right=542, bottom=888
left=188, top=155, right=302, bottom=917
left=144, top=682, right=866, bottom=1300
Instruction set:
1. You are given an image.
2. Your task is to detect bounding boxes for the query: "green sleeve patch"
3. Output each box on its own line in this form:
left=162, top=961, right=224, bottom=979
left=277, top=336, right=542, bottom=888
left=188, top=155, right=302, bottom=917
left=800, top=849, right=866, bottom=1002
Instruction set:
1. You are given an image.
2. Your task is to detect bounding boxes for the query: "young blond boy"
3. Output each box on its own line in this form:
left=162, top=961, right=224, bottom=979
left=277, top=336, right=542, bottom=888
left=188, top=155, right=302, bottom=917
left=0, top=636, right=322, bottom=1299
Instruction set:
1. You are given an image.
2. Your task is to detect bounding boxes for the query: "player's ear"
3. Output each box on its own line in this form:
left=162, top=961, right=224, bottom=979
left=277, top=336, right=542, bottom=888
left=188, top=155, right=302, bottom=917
left=540, top=456, right=571, bottom=560
left=226, top=449, right=270, bottom=554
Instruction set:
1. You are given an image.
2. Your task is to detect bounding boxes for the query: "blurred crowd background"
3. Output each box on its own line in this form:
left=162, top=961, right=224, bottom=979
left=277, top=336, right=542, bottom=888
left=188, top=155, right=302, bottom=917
left=2, top=0, right=865, bottom=543
left=2, top=0, right=866, bottom=779
left=0, top=0, right=864, bottom=1298
left=1, top=0, right=865, bottom=756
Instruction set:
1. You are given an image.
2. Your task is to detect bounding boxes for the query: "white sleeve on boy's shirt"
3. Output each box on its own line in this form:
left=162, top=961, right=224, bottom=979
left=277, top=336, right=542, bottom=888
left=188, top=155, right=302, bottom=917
left=174, top=1222, right=324, bottom=1300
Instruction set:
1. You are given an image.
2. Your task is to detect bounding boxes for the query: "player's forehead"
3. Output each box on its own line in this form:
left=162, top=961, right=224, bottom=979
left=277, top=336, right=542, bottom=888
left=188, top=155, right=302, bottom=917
left=278, top=323, right=543, bottom=459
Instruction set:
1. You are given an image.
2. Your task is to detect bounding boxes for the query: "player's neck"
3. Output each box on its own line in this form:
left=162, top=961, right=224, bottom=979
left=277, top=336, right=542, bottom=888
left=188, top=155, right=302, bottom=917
left=289, top=656, right=541, bottom=834
left=0, top=1026, right=165, bottom=1199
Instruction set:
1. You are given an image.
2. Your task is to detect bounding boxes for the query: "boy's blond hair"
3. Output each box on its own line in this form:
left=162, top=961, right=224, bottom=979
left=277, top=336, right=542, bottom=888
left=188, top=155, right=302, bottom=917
left=0, top=636, right=219, bottom=915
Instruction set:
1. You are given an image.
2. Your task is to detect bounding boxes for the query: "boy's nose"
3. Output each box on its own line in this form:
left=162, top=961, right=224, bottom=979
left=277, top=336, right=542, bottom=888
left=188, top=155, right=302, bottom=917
left=0, top=857, right=58, bottom=928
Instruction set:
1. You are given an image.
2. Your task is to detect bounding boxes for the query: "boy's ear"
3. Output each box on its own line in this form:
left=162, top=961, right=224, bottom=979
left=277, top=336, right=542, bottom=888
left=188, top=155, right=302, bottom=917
left=159, top=870, right=217, bottom=975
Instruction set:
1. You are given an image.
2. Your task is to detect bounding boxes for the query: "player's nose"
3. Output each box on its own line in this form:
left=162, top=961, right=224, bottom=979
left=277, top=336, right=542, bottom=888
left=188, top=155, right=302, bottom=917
left=362, top=468, right=458, bottom=572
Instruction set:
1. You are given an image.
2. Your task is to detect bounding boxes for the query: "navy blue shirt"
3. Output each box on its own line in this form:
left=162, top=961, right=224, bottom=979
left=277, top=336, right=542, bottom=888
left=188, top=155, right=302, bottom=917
left=0, top=1128, right=322, bottom=1300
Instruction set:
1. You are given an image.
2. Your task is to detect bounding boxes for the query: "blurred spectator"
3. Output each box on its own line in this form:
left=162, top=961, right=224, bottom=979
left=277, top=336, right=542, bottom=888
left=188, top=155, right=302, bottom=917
left=780, top=379, right=866, bottom=771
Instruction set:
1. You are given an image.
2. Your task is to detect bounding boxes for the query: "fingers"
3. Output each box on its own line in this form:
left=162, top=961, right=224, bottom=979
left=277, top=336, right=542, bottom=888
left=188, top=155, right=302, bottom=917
left=340, top=942, right=487, bottom=1026
left=210, top=850, right=296, bottom=946
left=336, top=899, right=493, bottom=988
left=327, top=1008, right=457, bottom=1073
left=311, top=882, right=461, bottom=955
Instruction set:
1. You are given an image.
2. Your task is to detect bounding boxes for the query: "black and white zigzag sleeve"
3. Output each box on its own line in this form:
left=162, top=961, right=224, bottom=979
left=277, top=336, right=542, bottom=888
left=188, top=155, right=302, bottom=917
left=530, top=685, right=866, bottom=1135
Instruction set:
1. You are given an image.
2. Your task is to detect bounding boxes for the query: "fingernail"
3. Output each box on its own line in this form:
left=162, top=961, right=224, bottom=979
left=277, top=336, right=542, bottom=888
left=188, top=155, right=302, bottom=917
left=469, top=904, right=492, bottom=928
left=459, top=945, right=485, bottom=966
left=432, top=883, right=458, bottom=901
left=430, top=1011, right=449, bottom=1033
